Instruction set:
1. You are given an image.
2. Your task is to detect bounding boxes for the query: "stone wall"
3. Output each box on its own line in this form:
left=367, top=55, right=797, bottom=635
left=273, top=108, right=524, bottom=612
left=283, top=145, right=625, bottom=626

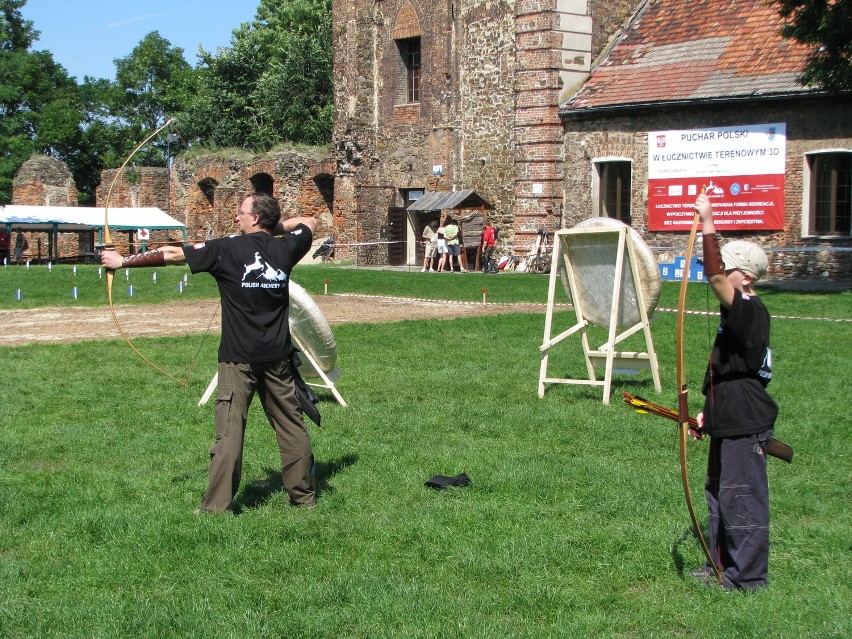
left=12, top=155, right=78, bottom=207
left=11, top=155, right=81, bottom=260
left=10, top=149, right=336, bottom=260
left=332, top=0, right=637, bottom=261
left=165, top=149, right=336, bottom=244
left=97, top=167, right=170, bottom=210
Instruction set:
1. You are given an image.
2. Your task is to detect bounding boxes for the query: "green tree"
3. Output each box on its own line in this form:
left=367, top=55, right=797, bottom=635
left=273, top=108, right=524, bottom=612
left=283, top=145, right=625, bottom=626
left=186, top=0, right=332, bottom=150
left=109, top=31, right=197, bottom=166
left=773, top=0, right=852, bottom=91
left=0, top=0, right=32, bottom=50
left=254, top=0, right=333, bottom=145
left=0, top=0, right=84, bottom=202
left=73, top=77, right=127, bottom=196
left=184, top=24, right=269, bottom=149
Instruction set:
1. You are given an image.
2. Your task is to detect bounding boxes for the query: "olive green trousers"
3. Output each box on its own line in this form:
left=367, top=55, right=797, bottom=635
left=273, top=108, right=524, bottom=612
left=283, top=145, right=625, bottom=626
left=198, top=359, right=315, bottom=512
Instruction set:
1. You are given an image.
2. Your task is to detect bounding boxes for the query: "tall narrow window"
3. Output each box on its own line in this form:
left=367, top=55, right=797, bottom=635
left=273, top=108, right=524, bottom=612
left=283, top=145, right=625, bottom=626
left=595, top=161, right=632, bottom=225
left=399, top=37, right=421, bottom=103
left=809, top=152, right=851, bottom=236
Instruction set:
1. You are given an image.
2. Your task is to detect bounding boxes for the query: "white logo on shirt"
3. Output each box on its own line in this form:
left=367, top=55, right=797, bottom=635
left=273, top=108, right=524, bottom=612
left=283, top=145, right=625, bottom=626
left=241, top=251, right=286, bottom=288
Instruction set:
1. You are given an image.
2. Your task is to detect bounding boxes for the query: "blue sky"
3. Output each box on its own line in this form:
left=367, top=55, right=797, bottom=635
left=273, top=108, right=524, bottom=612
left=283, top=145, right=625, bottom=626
left=20, top=0, right=259, bottom=82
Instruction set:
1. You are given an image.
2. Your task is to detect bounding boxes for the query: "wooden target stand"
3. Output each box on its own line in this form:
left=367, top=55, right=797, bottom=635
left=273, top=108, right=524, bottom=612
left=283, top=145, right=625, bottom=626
left=538, top=225, right=661, bottom=404
left=292, top=333, right=348, bottom=407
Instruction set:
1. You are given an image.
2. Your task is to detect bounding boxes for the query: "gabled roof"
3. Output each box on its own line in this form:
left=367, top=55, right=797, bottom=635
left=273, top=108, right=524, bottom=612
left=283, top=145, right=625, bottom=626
left=406, top=189, right=493, bottom=211
left=0, top=205, right=186, bottom=232
left=562, top=0, right=815, bottom=116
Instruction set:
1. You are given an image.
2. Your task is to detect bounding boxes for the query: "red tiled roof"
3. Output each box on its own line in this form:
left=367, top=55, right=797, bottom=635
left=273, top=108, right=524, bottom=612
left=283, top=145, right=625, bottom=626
left=563, top=0, right=815, bottom=113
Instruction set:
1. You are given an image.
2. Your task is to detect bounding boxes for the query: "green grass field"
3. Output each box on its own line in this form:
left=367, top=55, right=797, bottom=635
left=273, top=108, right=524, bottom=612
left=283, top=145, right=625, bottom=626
left=1, top=264, right=850, bottom=638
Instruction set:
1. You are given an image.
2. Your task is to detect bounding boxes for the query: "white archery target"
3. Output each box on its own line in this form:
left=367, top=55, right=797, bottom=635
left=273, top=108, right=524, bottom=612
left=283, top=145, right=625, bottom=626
left=557, top=218, right=661, bottom=329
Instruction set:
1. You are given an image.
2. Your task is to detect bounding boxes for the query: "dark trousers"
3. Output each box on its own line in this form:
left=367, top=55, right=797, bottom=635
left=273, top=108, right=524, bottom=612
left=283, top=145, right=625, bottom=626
left=199, top=359, right=315, bottom=512
left=481, top=246, right=494, bottom=270
left=705, top=431, right=771, bottom=588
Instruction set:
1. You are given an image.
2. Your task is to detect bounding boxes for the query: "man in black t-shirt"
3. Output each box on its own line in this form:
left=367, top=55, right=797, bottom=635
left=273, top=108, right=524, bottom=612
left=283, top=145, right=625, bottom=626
left=692, top=194, right=777, bottom=590
left=101, top=192, right=318, bottom=512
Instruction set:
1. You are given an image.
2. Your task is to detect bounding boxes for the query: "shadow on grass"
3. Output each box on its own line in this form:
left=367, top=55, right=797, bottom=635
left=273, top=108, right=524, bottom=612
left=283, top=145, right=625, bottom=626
left=538, top=376, right=660, bottom=402
left=671, top=524, right=713, bottom=579
left=233, top=453, right=358, bottom=513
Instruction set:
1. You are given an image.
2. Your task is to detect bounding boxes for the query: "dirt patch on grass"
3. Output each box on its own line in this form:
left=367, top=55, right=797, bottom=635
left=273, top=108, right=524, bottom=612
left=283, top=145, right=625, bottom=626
left=0, top=295, right=550, bottom=346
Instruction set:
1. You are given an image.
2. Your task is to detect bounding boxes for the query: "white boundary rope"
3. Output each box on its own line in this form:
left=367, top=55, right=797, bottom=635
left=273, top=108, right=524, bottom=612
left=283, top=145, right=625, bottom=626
left=655, top=307, right=852, bottom=323
left=329, top=294, right=850, bottom=322
left=331, top=292, right=569, bottom=309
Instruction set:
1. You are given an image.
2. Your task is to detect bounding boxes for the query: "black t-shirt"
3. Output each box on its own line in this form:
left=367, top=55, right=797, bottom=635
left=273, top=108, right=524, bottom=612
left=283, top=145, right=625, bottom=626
left=702, top=289, right=777, bottom=437
left=183, top=225, right=313, bottom=363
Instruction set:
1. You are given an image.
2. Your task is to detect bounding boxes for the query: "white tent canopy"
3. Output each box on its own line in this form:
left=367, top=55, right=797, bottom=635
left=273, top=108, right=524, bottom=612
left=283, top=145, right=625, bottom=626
left=0, top=205, right=186, bottom=234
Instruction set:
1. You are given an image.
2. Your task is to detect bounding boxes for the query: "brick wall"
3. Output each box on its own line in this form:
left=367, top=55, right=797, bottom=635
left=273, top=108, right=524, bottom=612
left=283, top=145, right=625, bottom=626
left=332, top=0, right=636, bottom=261
left=10, top=149, right=337, bottom=260
left=12, top=155, right=78, bottom=207
left=148, top=149, right=336, bottom=245
left=11, top=155, right=81, bottom=260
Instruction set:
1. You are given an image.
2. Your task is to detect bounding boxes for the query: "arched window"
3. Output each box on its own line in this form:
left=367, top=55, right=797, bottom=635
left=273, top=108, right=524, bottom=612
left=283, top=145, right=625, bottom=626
left=392, top=2, right=423, bottom=105
left=198, top=178, right=218, bottom=206
left=398, top=37, right=421, bottom=103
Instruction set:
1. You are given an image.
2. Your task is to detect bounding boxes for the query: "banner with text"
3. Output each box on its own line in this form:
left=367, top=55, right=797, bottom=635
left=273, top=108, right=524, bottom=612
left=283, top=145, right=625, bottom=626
left=647, top=123, right=786, bottom=231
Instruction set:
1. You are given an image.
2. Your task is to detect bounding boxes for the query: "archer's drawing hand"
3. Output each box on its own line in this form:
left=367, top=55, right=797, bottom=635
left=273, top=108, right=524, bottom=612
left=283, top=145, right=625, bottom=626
left=690, top=411, right=707, bottom=440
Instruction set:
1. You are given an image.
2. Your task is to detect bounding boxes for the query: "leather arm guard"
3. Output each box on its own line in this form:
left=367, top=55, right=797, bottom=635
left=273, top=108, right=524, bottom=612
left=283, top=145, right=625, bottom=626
left=122, top=249, right=165, bottom=268
left=702, top=233, right=724, bottom=277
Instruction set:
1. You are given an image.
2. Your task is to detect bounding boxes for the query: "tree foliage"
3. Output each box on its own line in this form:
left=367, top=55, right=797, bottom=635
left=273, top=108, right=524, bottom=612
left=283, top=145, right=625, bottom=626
left=773, top=0, right=852, bottom=92
left=108, top=31, right=197, bottom=166
left=114, top=33, right=195, bottom=132
left=185, top=0, right=333, bottom=150
left=0, top=0, right=83, bottom=202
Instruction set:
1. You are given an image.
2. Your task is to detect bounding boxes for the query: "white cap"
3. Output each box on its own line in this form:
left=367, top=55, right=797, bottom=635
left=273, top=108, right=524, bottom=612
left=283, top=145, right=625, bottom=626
left=721, top=240, right=768, bottom=281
